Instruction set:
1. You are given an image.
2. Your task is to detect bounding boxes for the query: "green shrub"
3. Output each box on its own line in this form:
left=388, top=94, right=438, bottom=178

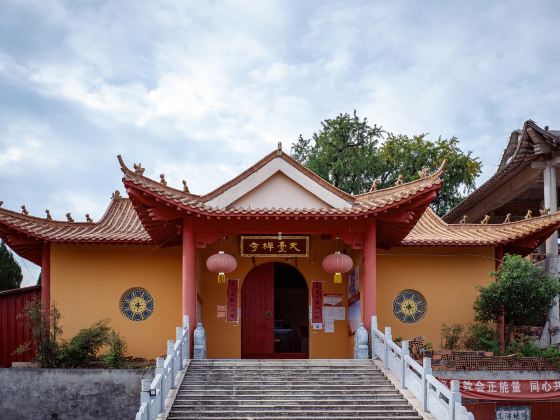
left=441, top=323, right=464, bottom=350
left=58, top=320, right=111, bottom=367
left=474, top=254, right=560, bottom=327
left=15, top=299, right=62, bottom=367
left=463, top=323, right=500, bottom=353
left=102, top=330, right=128, bottom=368
left=505, top=339, right=560, bottom=369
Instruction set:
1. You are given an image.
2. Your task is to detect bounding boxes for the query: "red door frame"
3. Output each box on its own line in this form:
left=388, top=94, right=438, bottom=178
left=241, top=262, right=309, bottom=359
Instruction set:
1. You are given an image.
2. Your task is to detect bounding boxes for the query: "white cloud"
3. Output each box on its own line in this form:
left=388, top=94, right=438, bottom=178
left=0, top=0, right=559, bottom=228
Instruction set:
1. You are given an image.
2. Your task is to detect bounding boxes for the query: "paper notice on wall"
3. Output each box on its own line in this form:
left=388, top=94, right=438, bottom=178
left=324, top=293, right=343, bottom=306
left=324, top=319, right=335, bottom=333
left=323, top=306, right=345, bottom=321
left=312, top=322, right=323, bottom=330
left=216, top=305, right=226, bottom=318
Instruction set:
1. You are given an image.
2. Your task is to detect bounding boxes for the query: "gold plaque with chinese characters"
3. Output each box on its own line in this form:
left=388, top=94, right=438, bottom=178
left=240, top=236, right=309, bottom=257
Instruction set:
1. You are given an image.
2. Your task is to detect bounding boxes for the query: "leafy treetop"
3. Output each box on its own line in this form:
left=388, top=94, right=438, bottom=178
left=474, top=254, right=560, bottom=327
left=291, top=111, right=482, bottom=216
left=0, top=241, right=23, bottom=291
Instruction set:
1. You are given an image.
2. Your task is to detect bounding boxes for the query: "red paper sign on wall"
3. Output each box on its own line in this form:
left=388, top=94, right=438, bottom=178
left=311, top=281, right=323, bottom=325
left=226, top=279, right=239, bottom=322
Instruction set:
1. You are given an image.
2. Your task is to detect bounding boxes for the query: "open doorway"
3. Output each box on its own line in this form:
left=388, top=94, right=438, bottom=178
left=274, top=263, right=309, bottom=356
left=241, top=262, right=309, bottom=358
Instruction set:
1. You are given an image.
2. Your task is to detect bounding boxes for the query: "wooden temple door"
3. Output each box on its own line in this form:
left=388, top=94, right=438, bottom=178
left=241, top=263, right=274, bottom=358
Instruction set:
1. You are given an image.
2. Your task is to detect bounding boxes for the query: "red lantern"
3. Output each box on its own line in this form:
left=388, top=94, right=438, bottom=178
left=322, top=251, right=353, bottom=284
left=206, top=251, right=237, bottom=284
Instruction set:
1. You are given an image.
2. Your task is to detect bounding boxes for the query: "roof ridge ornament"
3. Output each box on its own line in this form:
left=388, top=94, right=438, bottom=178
left=45, top=209, right=52, bottom=220
left=460, top=215, right=467, bottom=224
left=111, top=190, right=121, bottom=199
left=277, top=141, right=282, bottom=156
left=21, top=205, right=29, bottom=215
left=369, top=179, right=379, bottom=192
left=503, top=213, right=511, bottom=223
left=182, top=180, right=190, bottom=193
left=394, top=174, right=404, bottom=186
left=66, top=213, right=74, bottom=222
left=480, top=215, right=490, bottom=224
left=159, top=173, right=167, bottom=186
left=85, top=214, right=93, bottom=222
left=418, top=166, right=429, bottom=178
left=0, top=201, right=3, bottom=207
left=525, top=209, right=533, bottom=219
left=540, top=208, right=550, bottom=216
left=133, top=163, right=145, bottom=175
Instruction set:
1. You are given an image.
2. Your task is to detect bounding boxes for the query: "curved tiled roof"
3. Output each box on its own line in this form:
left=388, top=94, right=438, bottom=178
left=119, top=155, right=445, bottom=217
left=0, top=198, right=151, bottom=264
left=404, top=207, right=560, bottom=252
left=444, top=120, right=560, bottom=223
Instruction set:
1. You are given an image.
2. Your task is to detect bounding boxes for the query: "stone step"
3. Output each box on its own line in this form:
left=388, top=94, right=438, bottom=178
left=168, top=359, right=420, bottom=419
left=168, top=416, right=422, bottom=420
left=167, top=408, right=420, bottom=419
left=172, top=399, right=411, bottom=405
left=178, top=384, right=397, bottom=390
left=174, top=393, right=403, bottom=399
left=171, top=404, right=414, bottom=410
left=181, top=378, right=390, bottom=384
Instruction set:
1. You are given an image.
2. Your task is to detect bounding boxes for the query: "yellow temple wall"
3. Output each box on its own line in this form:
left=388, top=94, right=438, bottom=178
left=50, top=244, right=182, bottom=360
left=376, top=246, right=495, bottom=346
left=201, top=235, right=355, bottom=359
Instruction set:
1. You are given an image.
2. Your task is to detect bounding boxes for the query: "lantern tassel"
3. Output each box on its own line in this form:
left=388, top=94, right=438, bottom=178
left=334, top=273, right=342, bottom=284
left=218, top=272, right=226, bottom=284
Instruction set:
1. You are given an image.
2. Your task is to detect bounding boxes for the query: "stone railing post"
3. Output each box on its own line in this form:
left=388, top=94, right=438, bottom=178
left=140, top=379, right=151, bottom=420
left=354, top=323, right=369, bottom=359
left=371, top=315, right=378, bottom=359
left=176, top=327, right=183, bottom=364
left=400, top=340, right=409, bottom=388
left=182, top=315, right=190, bottom=365
left=194, top=322, right=207, bottom=359
left=422, top=356, right=432, bottom=412
left=450, top=379, right=461, bottom=420
left=167, top=340, right=175, bottom=388
left=155, top=357, right=164, bottom=409
left=384, top=326, right=392, bottom=369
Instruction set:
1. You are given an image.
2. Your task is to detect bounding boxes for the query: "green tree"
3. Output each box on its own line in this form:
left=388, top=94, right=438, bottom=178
left=474, top=254, right=560, bottom=328
left=291, top=111, right=482, bottom=216
left=0, top=241, right=23, bottom=291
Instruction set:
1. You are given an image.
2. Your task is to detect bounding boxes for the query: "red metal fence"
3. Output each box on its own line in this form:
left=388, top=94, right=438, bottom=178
left=0, top=285, right=40, bottom=367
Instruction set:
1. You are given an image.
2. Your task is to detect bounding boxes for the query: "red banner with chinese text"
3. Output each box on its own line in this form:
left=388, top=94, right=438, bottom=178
left=226, top=279, right=239, bottom=322
left=437, top=378, right=560, bottom=401
left=311, top=281, right=323, bottom=324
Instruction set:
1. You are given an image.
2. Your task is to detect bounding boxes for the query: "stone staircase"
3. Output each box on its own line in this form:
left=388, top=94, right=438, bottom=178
left=167, top=359, right=422, bottom=419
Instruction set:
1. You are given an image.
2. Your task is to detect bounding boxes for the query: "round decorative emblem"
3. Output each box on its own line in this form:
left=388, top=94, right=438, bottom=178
left=120, top=288, right=154, bottom=322
left=393, top=289, right=426, bottom=323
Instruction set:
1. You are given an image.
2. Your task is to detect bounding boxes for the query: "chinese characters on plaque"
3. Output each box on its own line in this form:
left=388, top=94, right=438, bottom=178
left=240, top=236, right=309, bottom=257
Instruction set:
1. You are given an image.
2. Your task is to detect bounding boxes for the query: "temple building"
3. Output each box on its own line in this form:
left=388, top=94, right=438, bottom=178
left=2, top=141, right=560, bottom=360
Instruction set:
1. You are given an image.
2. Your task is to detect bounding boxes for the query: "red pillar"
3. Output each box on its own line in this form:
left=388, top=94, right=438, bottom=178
left=40, top=243, right=50, bottom=310
left=182, top=218, right=197, bottom=347
left=362, top=218, right=377, bottom=330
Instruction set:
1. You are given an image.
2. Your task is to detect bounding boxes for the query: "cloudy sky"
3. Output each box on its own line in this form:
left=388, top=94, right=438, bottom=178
left=1, top=0, right=559, bottom=285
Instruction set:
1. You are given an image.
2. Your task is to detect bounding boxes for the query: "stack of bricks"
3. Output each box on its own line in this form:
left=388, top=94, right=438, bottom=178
left=409, top=337, right=556, bottom=371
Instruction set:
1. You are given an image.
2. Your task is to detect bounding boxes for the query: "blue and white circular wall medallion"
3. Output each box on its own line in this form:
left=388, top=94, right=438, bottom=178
left=120, top=288, right=155, bottom=322
left=393, top=289, right=426, bottom=323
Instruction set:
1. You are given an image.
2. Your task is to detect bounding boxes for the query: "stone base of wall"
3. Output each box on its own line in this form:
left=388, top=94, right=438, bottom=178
left=0, top=368, right=151, bottom=420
